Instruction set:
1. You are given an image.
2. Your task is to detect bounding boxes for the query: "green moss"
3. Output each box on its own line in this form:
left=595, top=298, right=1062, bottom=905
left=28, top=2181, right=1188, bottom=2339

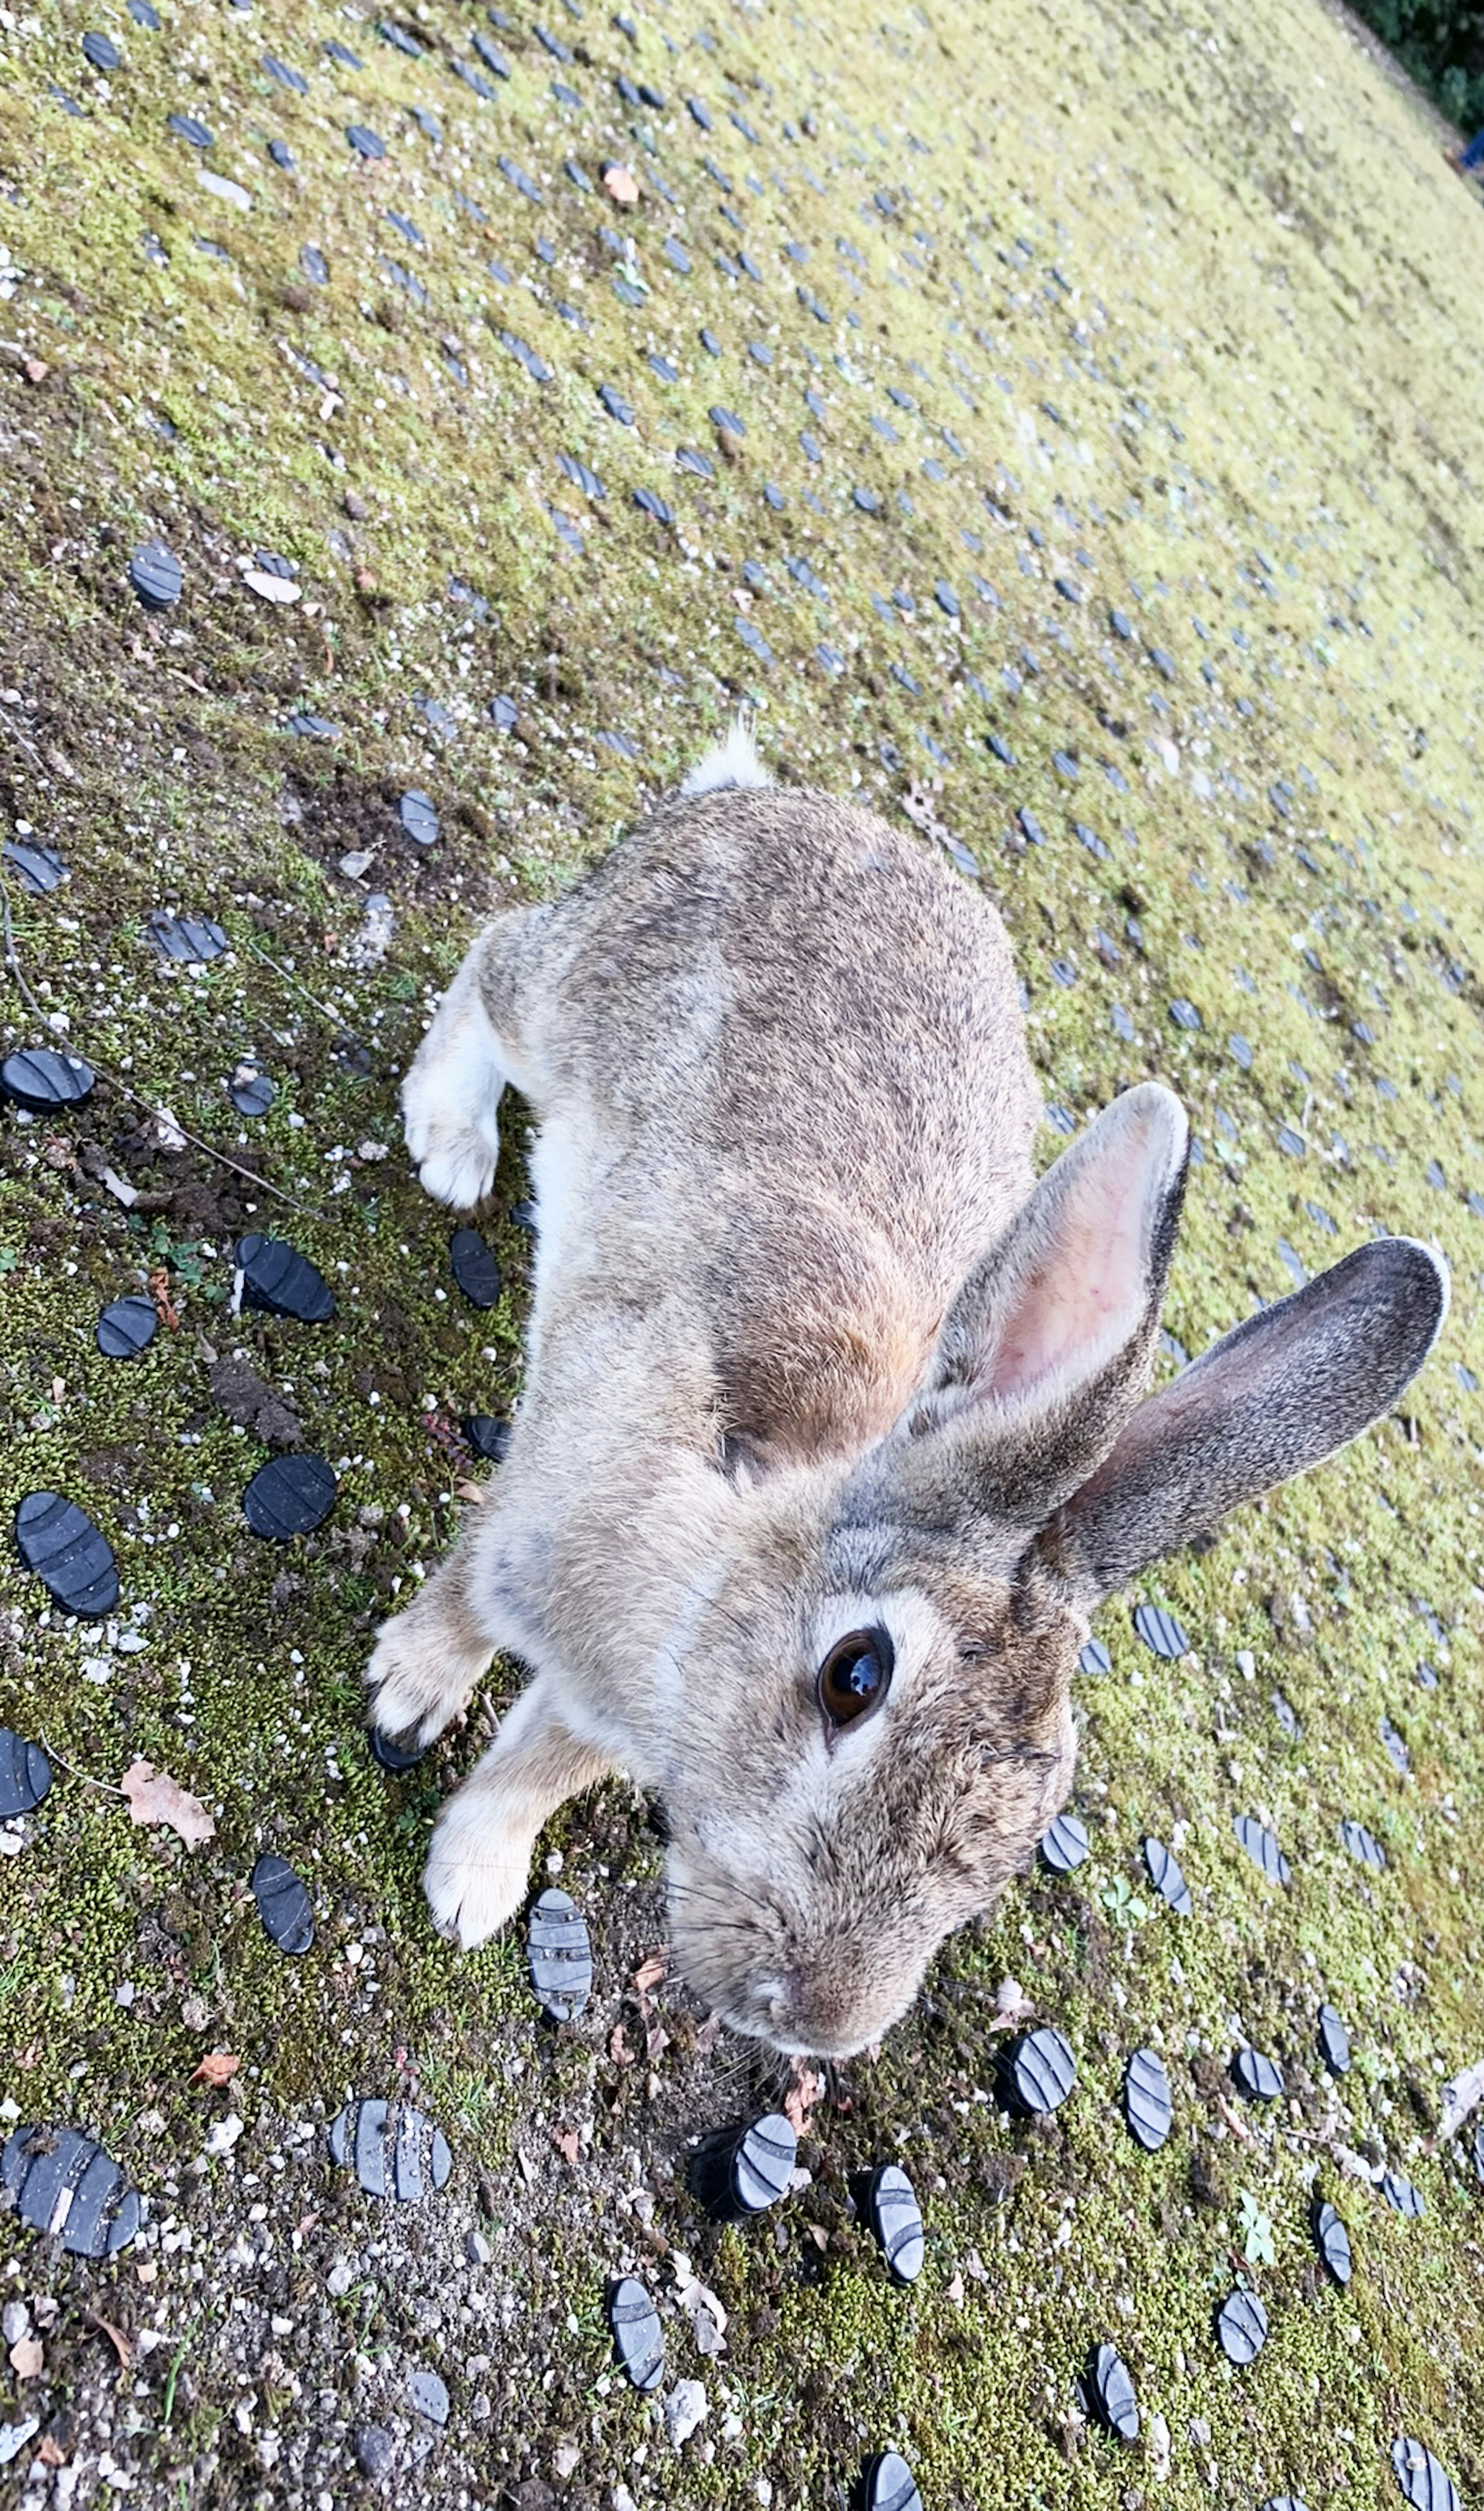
left=1, top=0, right=1483, bottom=2497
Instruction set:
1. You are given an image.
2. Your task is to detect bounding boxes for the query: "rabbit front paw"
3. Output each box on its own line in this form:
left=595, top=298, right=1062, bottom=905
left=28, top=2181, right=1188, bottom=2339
left=424, top=1790, right=534, bottom=1949
left=400, top=1012, right=505, bottom=1210
left=365, top=1614, right=484, bottom=1751
left=402, top=1092, right=502, bottom=1211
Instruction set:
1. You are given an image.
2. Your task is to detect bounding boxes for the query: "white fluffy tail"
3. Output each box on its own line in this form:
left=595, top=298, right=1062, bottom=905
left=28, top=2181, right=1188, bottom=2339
left=680, top=710, right=771, bottom=798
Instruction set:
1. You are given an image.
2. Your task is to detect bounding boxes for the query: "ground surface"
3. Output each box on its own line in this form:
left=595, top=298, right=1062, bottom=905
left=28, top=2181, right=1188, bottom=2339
left=0, top=0, right=1482, bottom=2506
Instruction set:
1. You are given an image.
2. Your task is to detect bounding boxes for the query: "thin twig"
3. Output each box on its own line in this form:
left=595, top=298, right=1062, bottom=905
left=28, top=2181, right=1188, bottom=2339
left=0, top=877, right=48, bottom=1027
left=0, top=875, right=329, bottom=1223
left=107, top=1073, right=328, bottom=1223
left=244, top=934, right=359, bottom=1031
left=36, top=1733, right=126, bottom=1799
left=0, top=709, right=49, bottom=777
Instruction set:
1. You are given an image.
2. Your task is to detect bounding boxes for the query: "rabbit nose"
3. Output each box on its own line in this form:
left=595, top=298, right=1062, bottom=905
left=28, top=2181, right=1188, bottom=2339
left=764, top=1968, right=897, bottom=2058
left=748, top=1976, right=796, bottom=2028
left=756, top=1973, right=861, bottom=2054
left=734, top=1974, right=802, bottom=2039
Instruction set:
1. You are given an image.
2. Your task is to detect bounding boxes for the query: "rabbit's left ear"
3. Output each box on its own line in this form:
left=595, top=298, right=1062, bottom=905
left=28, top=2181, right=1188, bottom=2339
left=1040, top=1237, right=1449, bottom=1606
left=870, top=1082, right=1190, bottom=1533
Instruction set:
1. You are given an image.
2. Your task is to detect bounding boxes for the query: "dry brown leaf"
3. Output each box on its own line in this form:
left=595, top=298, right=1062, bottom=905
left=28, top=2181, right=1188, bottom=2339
left=552, top=2129, right=580, bottom=2166
left=602, top=164, right=640, bottom=204
left=83, top=2306, right=134, bottom=2370
left=609, top=2022, right=634, bottom=2067
left=242, top=567, right=301, bottom=606
left=783, top=2064, right=826, bottom=2135
left=1435, top=2053, right=1484, bottom=2143
left=120, top=1757, right=216, bottom=1849
left=36, top=2437, right=66, bottom=2470
left=9, top=2336, right=43, bottom=2379
left=989, top=1976, right=1035, bottom=2032
left=147, top=1266, right=180, bottom=1331
left=672, top=2255, right=728, bottom=2353
left=23, top=358, right=50, bottom=387
left=632, top=1951, right=667, bottom=1997
left=1215, top=2092, right=1256, bottom=2147
left=192, top=2050, right=240, bottom=2089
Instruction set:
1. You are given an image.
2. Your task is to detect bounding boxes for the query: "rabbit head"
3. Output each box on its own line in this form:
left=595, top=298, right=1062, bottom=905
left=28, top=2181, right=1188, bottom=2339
left=658, top=1083, right=1447, bottom=2059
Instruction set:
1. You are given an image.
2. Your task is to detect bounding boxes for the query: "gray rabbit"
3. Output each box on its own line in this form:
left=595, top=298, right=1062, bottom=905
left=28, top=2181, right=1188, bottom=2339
left=367, top=722, right=1447, bottom=2057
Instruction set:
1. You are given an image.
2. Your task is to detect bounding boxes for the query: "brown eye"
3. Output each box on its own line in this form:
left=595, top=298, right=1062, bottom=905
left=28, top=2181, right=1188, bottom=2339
left=817, top=1626, right=895, bottom=1730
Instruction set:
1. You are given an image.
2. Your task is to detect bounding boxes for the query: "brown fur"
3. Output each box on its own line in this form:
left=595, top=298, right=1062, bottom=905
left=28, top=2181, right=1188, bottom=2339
left=369, top=753, right=1449, bottom=2059
left=482, top=789, right=1042, bottom=1463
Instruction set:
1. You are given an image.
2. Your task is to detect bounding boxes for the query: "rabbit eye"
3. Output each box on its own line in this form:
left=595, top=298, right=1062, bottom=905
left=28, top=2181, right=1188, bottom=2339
left=817, top=1625, right=895, bottom=1730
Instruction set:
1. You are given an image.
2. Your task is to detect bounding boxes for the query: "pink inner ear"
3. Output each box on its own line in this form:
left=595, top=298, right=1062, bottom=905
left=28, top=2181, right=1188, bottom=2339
left=986, top=1157, right=1152, bottom=1401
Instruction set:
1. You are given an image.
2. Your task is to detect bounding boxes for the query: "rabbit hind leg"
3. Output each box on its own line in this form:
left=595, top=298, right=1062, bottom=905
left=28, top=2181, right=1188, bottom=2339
left=402, top=903, right=551, bottom=1210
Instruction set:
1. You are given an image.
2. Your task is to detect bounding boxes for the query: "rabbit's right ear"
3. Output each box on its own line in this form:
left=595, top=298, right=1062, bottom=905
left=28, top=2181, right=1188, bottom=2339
left=1040, top=1236, right=1449, bottom=1605
left=859, top=1082, right=1190, bottom=1536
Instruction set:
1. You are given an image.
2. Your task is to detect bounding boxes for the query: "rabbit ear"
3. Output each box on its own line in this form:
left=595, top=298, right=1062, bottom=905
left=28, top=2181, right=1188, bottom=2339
left=876, top=1083, right=1190, bottom=1532
left=1042, top=1237, right=1450, bottom=1605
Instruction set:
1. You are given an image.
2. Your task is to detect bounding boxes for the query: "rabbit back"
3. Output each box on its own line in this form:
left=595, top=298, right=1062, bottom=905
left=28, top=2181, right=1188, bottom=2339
left=520, top=787, right=1040, bottom=1465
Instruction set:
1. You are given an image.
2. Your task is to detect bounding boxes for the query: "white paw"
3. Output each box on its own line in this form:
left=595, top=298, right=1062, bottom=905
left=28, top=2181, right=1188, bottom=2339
left=402, top=1081, right=500, bottom=1211
left=364, top=1616, right=482, bottom=1751
left=412, top=1131, right=500, bottom=1211
left=401, top=1017, right=503, bottom=1210
left=424, top=1792, right=533, bottom=1948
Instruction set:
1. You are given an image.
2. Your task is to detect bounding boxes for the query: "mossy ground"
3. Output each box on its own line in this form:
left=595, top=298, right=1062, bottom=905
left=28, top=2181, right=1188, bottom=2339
left=0, top=0, right=1482, bottom=2504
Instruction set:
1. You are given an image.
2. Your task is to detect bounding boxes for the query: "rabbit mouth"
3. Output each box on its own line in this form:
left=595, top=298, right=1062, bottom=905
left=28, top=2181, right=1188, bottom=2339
left=706, top=1968, right=830, bottom=2057
left=665, top=1850, right=919, bottom=2057
left=722, top=1991, right=887, bottom=2062
left=705, top=1966, right=916, bottom=2061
